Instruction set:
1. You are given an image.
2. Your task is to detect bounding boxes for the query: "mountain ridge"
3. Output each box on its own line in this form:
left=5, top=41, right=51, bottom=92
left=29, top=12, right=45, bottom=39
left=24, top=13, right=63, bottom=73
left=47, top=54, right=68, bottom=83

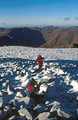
left=0, top=26, right=78, bottom=48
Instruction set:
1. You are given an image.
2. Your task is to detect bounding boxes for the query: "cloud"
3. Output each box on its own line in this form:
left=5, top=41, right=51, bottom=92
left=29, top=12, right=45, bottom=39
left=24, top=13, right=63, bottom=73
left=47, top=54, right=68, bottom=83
left=64, top=17, right=71, bottom=21
left=0, top=23, right=8, bottom=25
left=75, top=17, right=78, bottom=20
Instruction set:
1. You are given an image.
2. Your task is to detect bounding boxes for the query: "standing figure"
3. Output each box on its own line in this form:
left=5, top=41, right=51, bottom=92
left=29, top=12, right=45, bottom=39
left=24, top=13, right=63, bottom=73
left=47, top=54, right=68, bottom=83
left=35, top=55, right=44, bottom=71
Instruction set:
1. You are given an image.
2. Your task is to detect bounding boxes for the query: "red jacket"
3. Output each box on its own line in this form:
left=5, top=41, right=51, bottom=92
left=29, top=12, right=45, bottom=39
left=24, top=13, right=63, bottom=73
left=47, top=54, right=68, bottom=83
left=26, top=82, right=34, bottom=97
left=36, top=57, right=44, bottom=65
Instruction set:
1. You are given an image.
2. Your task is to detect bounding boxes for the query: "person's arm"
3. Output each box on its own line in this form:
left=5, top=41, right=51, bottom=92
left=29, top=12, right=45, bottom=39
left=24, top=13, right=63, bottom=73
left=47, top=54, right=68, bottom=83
left=35, top=58, right=38, bottom=63
left=41, top=57, right=45, bottom=59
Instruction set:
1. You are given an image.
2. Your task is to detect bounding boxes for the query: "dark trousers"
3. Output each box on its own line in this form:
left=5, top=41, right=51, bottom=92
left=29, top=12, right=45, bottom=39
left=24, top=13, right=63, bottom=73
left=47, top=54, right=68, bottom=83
left=39, top=64, right=42, bottom=71
left=31, top=92, right=44, bottom=103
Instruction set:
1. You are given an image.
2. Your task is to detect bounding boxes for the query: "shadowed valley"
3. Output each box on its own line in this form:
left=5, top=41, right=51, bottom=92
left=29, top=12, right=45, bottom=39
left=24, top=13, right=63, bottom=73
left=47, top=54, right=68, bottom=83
left=0, top=26, right=78, bottom=48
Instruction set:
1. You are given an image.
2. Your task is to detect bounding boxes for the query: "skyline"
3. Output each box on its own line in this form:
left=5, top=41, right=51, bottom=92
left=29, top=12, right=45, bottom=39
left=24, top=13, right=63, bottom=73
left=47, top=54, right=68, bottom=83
left=0, top=0, right=78, bottom=27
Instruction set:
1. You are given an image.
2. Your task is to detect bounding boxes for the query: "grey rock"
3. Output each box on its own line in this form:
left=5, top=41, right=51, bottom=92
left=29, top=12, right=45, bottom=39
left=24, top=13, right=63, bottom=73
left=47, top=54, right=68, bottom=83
left=0, top=97, right=3, bottom=108
left=2, top=94, right=15, bottom=108
left=0, top=110, right=7, bottom=120
left=36, top=112, right=50, bottom=120
left=0, top=91, right=3, bottom=96
left=12, top=99, right=20, bottom=109
left=18, top=96, right=36, bottom=108
left=0, top=91, right=8, bottom=97
left=51, top=118, right=57, bottom=120
left=45, top=118, right=57, bottom=120
left=34, top=104, right=47, bottom=113
left=4, top=105, right=12, bottom=111
left=57, top=108, right=71, bottom=119
left=18, top=108, right=32, bottom=120
left=8, top=115, right=17, bottom=120
left=17, top=116, right=27, bottom=120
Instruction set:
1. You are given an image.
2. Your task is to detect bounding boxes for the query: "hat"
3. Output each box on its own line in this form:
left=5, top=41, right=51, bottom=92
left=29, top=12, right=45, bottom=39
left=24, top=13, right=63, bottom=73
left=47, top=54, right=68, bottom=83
left=38, top=55, right=41, bottom=58
left=30, top=78, right=35, bottom=83
left=29, top=78, right=37, bottom=85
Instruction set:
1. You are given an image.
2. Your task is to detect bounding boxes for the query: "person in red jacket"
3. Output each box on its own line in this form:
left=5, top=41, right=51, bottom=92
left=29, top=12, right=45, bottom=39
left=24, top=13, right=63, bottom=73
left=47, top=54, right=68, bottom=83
left=26, top=78, right=37, bottom=97
left=26, top=78, right=44, bottom=103
left=35, top=55, right=44, bottom=71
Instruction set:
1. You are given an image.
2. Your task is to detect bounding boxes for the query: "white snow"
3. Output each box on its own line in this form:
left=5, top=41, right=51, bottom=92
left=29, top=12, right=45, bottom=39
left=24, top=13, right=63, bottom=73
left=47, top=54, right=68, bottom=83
left=0, top=46, right=78, bottom=120
left=70, top=80, right=78, bottom=92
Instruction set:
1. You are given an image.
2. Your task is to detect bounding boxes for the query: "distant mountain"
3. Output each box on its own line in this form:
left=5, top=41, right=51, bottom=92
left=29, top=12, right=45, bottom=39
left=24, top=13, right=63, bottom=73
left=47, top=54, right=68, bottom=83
left=41, top=26, right=78, bottom=48
left=0, top=28, right=5, bottom=31
left=0, top=26, right=78, bottom=48
left=0, top=27, right=45, bottom=47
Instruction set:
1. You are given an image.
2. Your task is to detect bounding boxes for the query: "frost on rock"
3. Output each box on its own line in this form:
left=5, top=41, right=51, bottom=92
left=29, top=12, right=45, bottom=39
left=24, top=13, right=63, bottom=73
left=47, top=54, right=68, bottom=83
left=0, top=46, right=78, bottom=120
left=70, top=80, right=78, bottom=92
left=18, top=108, right=32, bottom=120
left=36, top=112, right=50, bottom=120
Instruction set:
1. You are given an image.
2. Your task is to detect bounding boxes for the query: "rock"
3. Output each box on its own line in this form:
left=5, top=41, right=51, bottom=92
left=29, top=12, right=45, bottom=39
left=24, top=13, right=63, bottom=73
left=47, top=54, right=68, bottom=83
left=0, top=94, right=15, bottom=108
left=3, top=105, right=14, bottom=118
left=57, top=108, right=71, bottom=119
left=36, top=112, right=50, bottom=120
left=51, top=118, right=57, bottom=120
left=39, top=83, right=48, bottom=93
left=18, top=96, right=36, bottom=108
left=77, top=96, right=78, bottom=101
left=17, top=116, right=27, bottom=120
left=4, top=105, right=12, bottom=111
left=1, top=91, right=8, bottom=96
left=0, top=97, right=4, bottom=108
left=46, top=118, right=57, bottom=120
left=11, top=99, right=20, bottom=109
left=34, top=104, right=47, bottom=113
left=8, top=115, right=17, bottom=120
left=16, top=92, right=23, bottom=97
left=7, top=85, right=16, bottom=94
left=0, top=91, right=3, bottom=96
left=0, top=110, right=7, bottom=120
left=20, top=91, right=26, bottom=97
left=18, top=108, right=32, bottom=120
left=50, top=110, right=57, bottom=117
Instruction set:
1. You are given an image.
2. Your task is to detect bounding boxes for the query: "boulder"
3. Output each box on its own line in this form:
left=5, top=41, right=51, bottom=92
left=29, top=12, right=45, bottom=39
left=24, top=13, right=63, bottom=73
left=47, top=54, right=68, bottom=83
left=17, top=116, right=26, bottom=120
left=18, top=96, right=36, bottom=108
left=0, top=110, right=7, bottom=120
left=11, top=99, right=20, bottom=109
left=34, top=104, right=47, bottom=113
left=57, top=108, right=71, bottom=119
left=0, top=97, right=3, bottom=108
left=8, top=115, right=16, bottom=120
left=36, top=112, right=50, bottom=120
left=1, top=94, right=16, bottom=108
left=18, top=108, right=32, bottom=120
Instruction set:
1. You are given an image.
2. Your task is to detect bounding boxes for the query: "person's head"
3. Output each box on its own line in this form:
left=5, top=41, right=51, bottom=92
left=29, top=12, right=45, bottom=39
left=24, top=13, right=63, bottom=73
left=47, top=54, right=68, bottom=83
left=38, top=55, right=41, bottom=58
left=29, top=78, right=37, bottom=85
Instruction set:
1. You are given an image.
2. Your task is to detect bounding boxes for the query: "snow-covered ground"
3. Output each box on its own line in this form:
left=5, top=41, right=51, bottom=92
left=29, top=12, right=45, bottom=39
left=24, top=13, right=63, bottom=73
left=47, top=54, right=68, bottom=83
left=0, top=46, right=78, bottom=120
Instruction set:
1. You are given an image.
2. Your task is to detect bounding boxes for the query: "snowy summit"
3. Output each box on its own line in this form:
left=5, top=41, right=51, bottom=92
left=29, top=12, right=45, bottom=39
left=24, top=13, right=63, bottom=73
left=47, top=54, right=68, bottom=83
left=0, top=46, right=78, bottom=120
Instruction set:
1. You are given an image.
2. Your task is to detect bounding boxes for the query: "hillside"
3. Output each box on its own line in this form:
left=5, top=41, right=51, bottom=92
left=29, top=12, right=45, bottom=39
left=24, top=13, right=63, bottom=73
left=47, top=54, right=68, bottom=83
left=0, top=27, right=45, bottom=47
left=0, top=26, right=78, bottom=48
left=41, top=26, right=78, bottom=48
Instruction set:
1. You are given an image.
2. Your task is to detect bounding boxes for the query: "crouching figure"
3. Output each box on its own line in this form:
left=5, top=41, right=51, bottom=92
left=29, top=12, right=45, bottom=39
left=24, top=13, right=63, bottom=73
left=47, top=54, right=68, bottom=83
left=26, top=78, right=44, bottom=103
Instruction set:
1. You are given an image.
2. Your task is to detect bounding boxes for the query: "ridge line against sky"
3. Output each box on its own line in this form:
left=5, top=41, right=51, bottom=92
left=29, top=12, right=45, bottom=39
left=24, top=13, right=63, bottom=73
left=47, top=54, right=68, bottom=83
left=0, top=0, right=78, bottom=27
